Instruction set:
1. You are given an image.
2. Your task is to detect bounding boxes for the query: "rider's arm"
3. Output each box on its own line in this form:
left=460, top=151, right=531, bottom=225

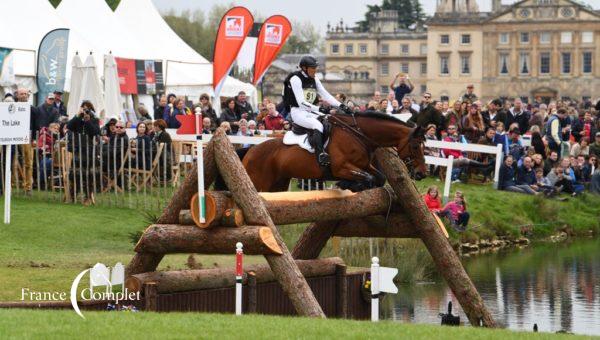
left=290, top=75, right=320, bottom=111
left=315, top=77, right=341, bottom=108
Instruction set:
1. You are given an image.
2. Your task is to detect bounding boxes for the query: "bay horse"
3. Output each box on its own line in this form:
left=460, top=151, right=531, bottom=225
left=241, top=111, right=427, bottom=192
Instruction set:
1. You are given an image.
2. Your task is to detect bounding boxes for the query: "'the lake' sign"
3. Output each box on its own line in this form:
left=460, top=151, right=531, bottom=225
left=0, top=103, right=30, bottom=145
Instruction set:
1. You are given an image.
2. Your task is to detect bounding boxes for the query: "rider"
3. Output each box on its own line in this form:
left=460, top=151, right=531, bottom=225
left=283, top=55, right=348, bottom=167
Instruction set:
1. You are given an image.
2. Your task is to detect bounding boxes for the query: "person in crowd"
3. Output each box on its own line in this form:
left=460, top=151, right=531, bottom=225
left=202, top=117, right=213, bottom=134
left=442, top=125, right=487, bottom=182
left=398, top=96, right=418, bottom=115
left=105, top=121, right=129, bottom=184
left=220, top=97, right=241, bottom=134
left=443, top=100, right=462, bottom=132
left=439, top=191, right=469, bottom=231
left=516, top=156, right=539, bottom=193
left=335, top=93, right=347, bottom=104
left=543, top=151, right=559, bottom=176
left=198, top=93, right=218, bottom=129
left=101, top=118, right=117, bottom=141
left=236, top=119, right=252, bottom=137
left=571, top=111, right=595, bottom=142
left=528, top=104, right=545, bottom=130
left=36, top=93, right=60, bottom=130
left=460, top=84, right=478, bottom=103
left=152, top=119, right=172, bottom=182
left=423, top=186, right=442, bottom=213
left=36, top=122, right=60, bottom=189
left=531, top=153, right=544, bottom=172
left=132, top=122, right=152, bottom=170
left=546, top=108, right=569, bottom=157
left=219, top=121, right=233, bottom=135
left=235, top=91, right=254, bottom=121
left=570, top=137, right=590, bottom=157
left=379, top=98, right=390, bottom=113
left=588, top=156, right=600, bottom=194
left=66, top=101, right=101, bottom=204
left=255, top=106, right=269, bottom=124
left=535, top=168, right=558, bottom=197
left=410, top=94, right=444, bottom=136
left=506, top=128, right=525, bottom=164
left=154, top=94, right=167, bottom=120
left=372, top=90, right=382, bottom=103
left=506, top=98, right=530, bottom=134
left=248, top=120, right=259, bottom=135
left=52, top=91, right=67, bottom=117
left=367, top=100, right=379, bottom=111
left=390, top=99, right=400, bottom=113
left=545, top=162, right=573, bottom=195
left=164, top=98, right=187, bottom=129
left=137, top=106, right=152, bottom=122
left=14, top=88, right=39, bottom=195
left=499, top=155, right=537, bottom=194
left=481, top=99, right=507, bottom=129
left=264, top=103, right=284, bottom=130
left=530, top=126, right=547, bottom=158
left=475, top=127, right=498, bottom=182
left=589, top=132, right=600, bottom=159
left=462, top=102, right=485, bottom=143
left=389, top=73, right=413, bottom=102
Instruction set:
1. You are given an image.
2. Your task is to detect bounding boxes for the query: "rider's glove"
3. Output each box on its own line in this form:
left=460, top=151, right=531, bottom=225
left=338, top=104, right=351, bottom=114
left=319, top=106, right=330, bottom=114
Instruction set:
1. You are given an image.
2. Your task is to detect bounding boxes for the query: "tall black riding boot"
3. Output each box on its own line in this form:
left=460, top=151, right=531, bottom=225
left=313, top=130, right=330, bottom=167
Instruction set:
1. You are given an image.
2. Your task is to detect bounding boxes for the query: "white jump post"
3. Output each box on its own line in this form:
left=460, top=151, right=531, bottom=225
left=443, top=155, right=454, bottom=204
left=493, top=143, right=503, bottom=189
left=194, top=108, right=205, bottom=224
left=235, top=242, right=243, bottom=316
left=4, top=146, right=12, bottom=224
left=370, top=256, right=380, bottom=322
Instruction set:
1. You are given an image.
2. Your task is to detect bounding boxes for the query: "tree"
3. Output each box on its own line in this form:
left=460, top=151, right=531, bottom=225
left=357, top=5, right=381, bottom=32
left=356, top=0, right=425, bottom=31
left=281, top=21, right=323, bottom=54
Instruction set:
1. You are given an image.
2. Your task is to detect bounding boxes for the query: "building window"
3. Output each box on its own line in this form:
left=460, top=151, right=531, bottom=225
left=440, top=55, right=449, bottom=75
left=359, top=44, right=367, bottom=54
left=520, top=32, right=530, bottom=44
left=345, top=44, right=354, bottom=55
left=420, top=62, right=427, bottom=75
left=420, top=85, right=427, bottom=94
left=582, top=31, right=594, bottom=43
left=440, top=34, right=450, bottom=45
left=499, top=33, right=509, bottom=44
left=460, top=55, right=470, bottom=74
left=519, top=53, right=530, bottom=74
left=561, top=32, right=572, bottom=44
left=380, top=85, right=388, bottom=94
left=540, top=32, right=551, bottom=44
left=401, top=63, right=409, bottom=74
left=380, top=62, right=389, bottom=76
left=461, top=34, right=471, bottom=44
left=499, top=53, right=509, bottom=75
left=540, top=52, right=551, bottom=74
left=420, top=44, right=427, bottom=55
left=401, top=44, right=409, bottom=54
left=381, top=44, right=389, bottom=55
left=331, top=44, right=339, bottom=54
left=561, top=52, right=571, bottom=73
left=583, top=52, right=593, bottom=74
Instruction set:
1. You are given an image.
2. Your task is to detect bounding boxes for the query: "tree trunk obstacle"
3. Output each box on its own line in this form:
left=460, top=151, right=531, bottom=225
left=373, top=148, right=496, bottom=327
left=124, top=128, right=494, bottom=326
left=126, top=257, right=344, bottom=294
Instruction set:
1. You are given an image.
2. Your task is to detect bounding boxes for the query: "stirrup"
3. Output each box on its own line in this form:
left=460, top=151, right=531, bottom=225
left=318, top=152, right=331, bottom=167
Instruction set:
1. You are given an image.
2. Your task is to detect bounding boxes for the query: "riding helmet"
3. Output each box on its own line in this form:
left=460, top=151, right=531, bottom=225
left=299, top=55, right=319, bottom=68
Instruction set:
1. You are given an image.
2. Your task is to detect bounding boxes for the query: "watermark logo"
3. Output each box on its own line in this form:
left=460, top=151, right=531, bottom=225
left=225, top=16, right=244, bottom=37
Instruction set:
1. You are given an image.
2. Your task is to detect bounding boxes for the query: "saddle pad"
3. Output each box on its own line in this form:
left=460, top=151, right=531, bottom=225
left=283, top=131, right=314, bottom=153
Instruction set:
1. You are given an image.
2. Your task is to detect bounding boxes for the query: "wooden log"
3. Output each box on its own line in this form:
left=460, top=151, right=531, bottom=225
left=333, top=214, right=419, bottom=238
left=292, top=221, right=340, bottom=260
left=125, top=257, right=345, bottom=294
left=374, top=147, right=496, bottom=327
left=335, top=264, right=347, bottom=319
left=178, top=210, right=194, bottom=225
left=190, top=191, right=233, bottom=228
left=222, top=208, right=245, bottom=227
left=193, top=187, right=398, bottom=227
left=247, top=271, right=257, bottom=313
left=212, top=128, right=325, bottom=318
left=126, top=141, right=217, bottom=277
left=134, top=224, right=282, bottom=255
left=144, top=282, right=158, bottom=312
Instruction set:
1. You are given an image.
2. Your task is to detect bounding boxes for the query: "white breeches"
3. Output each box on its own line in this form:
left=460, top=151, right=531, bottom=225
left=290, top=107, right=323, bottom=133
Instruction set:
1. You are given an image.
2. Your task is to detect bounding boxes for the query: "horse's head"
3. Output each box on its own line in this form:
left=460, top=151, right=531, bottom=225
left=398, top=125, right=427, bottom=180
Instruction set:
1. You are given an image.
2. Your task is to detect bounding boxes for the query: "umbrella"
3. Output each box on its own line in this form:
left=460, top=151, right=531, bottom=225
left=79, top=53, right=105, bottom=118
left=66, top=53, right=83, bottom=117
left=104, top=53, right=124, bottom=120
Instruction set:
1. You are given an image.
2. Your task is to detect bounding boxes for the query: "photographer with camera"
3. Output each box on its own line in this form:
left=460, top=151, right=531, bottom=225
left=66, top=101, right=100, bottom=205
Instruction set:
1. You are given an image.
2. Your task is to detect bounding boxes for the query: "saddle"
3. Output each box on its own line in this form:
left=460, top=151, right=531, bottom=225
left=283, top=116, right=331, bottom=153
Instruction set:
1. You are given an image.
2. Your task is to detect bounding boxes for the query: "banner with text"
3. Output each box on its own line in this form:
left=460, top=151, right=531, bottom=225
left=36, top=29, right=69, bottom=104
left=116, top=57, right=164, bottom=95
left=213, top=7, right=254, bottom=96
left=253, top=16, right=292, bottom=85
left=0, top=103, right=31, bottom=145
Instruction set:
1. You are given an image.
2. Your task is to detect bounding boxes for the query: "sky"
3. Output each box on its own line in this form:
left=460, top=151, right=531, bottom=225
left=152, top=0, right=600, bottom=33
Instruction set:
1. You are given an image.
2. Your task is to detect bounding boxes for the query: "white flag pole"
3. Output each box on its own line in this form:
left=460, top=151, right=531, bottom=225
left=3, top=146, right=11, bottom=224
left=194, top=108, right=205, bottom=224
left=371, top=256, right=380, bottom=322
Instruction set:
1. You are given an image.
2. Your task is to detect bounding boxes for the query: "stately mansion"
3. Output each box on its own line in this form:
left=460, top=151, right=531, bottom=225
left=325, top=0, right=600, bottom=104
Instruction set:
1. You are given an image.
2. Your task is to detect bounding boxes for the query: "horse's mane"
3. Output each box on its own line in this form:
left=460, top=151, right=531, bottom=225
left=333, top=110, right=416, bottom=128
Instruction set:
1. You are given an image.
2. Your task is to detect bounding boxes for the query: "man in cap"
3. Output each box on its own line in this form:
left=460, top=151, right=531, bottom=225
left=53, top=91, right=67, bottom=117
left=37, top=93, right=60, bottom=129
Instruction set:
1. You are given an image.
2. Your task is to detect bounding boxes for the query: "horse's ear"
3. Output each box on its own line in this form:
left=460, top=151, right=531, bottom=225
left=412, top=125, right=424, bottom=138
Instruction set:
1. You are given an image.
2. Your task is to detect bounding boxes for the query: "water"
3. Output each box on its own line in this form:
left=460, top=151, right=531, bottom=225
left=380, top=239, right=600, bottom=336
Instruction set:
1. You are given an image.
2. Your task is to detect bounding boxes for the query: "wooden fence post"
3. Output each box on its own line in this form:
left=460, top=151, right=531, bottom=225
left=335, top=264, right=348, bottom=319
left=144, top=281, right=158, bottom=312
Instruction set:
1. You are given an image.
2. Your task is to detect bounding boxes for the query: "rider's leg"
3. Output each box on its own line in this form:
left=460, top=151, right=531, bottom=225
left=290, top=108, right=329, bottom=167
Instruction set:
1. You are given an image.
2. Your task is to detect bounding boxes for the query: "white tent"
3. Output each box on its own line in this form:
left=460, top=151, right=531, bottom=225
left=79, top=54, right=105, bottom=117
left=66, top=54, right=83, bottom=117
left=104, top=54, right=124, bottom=118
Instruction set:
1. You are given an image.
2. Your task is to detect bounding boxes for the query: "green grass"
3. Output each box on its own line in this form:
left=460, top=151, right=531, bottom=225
left=0, top=310, right=585, bottom=339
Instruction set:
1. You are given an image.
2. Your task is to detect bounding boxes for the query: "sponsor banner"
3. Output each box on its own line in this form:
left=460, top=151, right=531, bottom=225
left=0, top=47, right=12, bottom=79
left=116, top=58, right=163, bottom=95
left=213, top=7, right=254, bottom=95
left=253, top=16, right=292, bottom=85
left=36, top=29, right=70, bottom=104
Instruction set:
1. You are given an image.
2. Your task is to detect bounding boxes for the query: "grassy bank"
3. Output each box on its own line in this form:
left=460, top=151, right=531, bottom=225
left=0, top=310, right=583, bottom=339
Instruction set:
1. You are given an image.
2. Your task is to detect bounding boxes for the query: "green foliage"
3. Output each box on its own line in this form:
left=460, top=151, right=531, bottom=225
left=281, top=21, right=324, bottom=54
left=356, top=0, right=426, bottom=32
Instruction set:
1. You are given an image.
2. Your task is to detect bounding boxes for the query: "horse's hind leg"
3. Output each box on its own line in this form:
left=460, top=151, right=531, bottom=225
left=271, top=178, right=291, bottom=192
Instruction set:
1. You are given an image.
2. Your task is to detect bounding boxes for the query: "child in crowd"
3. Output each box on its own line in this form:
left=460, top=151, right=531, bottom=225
left=423, top=186, right=442, bottom=213
left=535, top=168, right=557, bottom=197
left=439, top=191, right=469, bottom=232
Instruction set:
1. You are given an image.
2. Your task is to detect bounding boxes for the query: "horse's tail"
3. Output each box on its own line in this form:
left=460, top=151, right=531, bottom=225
left=214, top=146, right=252, bottom=191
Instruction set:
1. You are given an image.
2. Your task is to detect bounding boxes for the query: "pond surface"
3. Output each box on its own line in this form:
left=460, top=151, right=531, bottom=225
left=380, top=239, right=600, bottom=336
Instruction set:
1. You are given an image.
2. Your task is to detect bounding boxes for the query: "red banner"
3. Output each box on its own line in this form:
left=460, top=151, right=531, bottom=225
left=253, top=16, right=292, bottom=85
left=212, top=7, right=254, bottom=95
left=115, top=57, right=137, bottom=94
